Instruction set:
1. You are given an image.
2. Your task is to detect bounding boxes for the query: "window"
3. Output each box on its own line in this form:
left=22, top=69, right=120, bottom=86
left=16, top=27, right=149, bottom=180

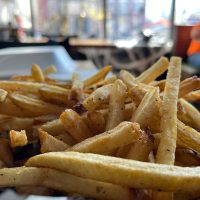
left=32, top=0, right=104, bottom=37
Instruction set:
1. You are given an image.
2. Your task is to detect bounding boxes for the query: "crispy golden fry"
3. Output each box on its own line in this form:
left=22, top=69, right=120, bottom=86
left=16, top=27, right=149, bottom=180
left=39, top=86, right=71, bottom=106
left=131, top=88, right=161, bottom=133
left=0, top=115, right=34, bottom=132
left=136, top=57, right=169, bottom=84
left=26, top=151, right=200, bottom=193
left=153, top=57, right=181, bottom=200
left=83, top=65, right=112, bottom=87
left=0, top=138, right=13, bottom=167
left=156, top=57, right=181, bottom=164
left=68, top=73, right=83, bottom=103
left=177, top=101, right=193, bottom=127
left=41, top=119, right=66, bottom=136
left=177, top=120, right=200, bottom=154
left=179, top=76, right=200, bottom=98
left=82, top=111, right=106, bottom=135
left=87, top=75, right=117, bottom=91
left=83, top=84, right=113, bottom=111
left=55, top=133, right=76, bottom=146
left=150, top=80, right=166, bottom=92
left=9, top=93, right=63, bottom=116
left=60, top=109, right=93, bottom=142
left=106, top=80, right=127, bottom=130
left=41, top=119, right=76, bottom=145
left=39, top=129, right=69, bottom=153
left=128, top=84, right=151, bottom=106
left=184, top=90, right=200, bottom=102
left=9, top=130, right=28, bottom=148
left=115, top=144, right=133, bottom=158
left=43, top=65, right=57, bottom=76
left=0, top=167, right=134, bottom=200
left=175, top=148, right=200, bottom=167
left=0, top=80, right=68, bottom=95
left=31, top=64, right=45, bottom=82
left=119, top=70, right=137, bottom=88
left=179, top=99, right=200, bottom=130
left=0, top=99, right=29, bottom=117
left=0, top=89, right=8, bottom=103
left=126, top=129, right=154, bottom=162
left=68, top=122, right=141, bottom=155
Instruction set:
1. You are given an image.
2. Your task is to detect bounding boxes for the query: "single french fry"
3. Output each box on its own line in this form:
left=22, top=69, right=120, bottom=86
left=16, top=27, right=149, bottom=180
left=83, top=84, right=113, bottom=111
left=82, top=111, right=106, bottom=135
left=0, top=138, right=13, bottom=167
left=175, top=148, right=200, bottom=167
left=43, top=65, right=57, bottom=76
left=55, top=133, right=76, bottom=146
left=106, top=79, right=127, bottom=130
left=31, top=64, right=45, bottom=82
left=150, top=80, right=166, bottom=92
left=126, top=129, right=154, bottom=161
left=41, top=119, right=66, bottom=136
left=9, top=130, right=28, bottom=148
left=39, top=129, right=69, bottom=153
left=184, top=90, right=200, bottom=102
left=0, top=89, right=8, bottom=103
left=67, top=122, right=141, bottom=155
left=177, top=120, right=200, bottom=154
left=156, top=57, right=181, bottom=164
left=131, top=87, right=161, bottom=133
left=0, top=167, right=134, bottom=200
left=26, top=151, right=200, bottom=193
left=0, top=99, right=28, bottom=117
left=60, top=109, right=93, bottom=142
left=41, top=119, right=76, bottom=145
left=9, top=93, right=64, bottom=116
left=136, top=57, right=169, bottom=84
left=83, top=65, right=112, bottom=87
left=179, top=99, right=200, bottom=131
left=39, top=86, right=71, bottom=106
left=0, top=81, right=69, bottom=96
left=153, top=57, right=181, bottom=200
left=0, top=115, right=34, bottom=132
left=119, top=70, right=137, bottom=88
left=179, top=76, right=200, bottom=98
left=87, top=75, right=117, bottom=91
left=68, top=73, right=83, bottom=103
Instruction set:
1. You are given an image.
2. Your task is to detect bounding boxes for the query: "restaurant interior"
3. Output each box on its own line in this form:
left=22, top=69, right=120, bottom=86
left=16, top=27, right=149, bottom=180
left=0, top=0, right=199, bottom=79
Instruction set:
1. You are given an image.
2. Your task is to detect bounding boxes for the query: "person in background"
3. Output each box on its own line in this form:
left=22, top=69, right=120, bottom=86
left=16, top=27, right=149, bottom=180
left=187, top=23, right=200, bottom=68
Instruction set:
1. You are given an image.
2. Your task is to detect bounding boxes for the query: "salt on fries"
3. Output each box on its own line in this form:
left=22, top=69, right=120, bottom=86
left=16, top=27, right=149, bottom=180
left=0, top=58, right=200, bottom=200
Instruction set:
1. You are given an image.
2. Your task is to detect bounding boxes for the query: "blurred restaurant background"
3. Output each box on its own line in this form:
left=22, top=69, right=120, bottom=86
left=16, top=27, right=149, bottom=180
left=0, top=0, right=199, bottom=79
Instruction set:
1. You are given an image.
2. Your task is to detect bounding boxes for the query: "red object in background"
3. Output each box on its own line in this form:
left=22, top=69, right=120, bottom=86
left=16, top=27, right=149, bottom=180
left=174, top=25, right=193, bottom=58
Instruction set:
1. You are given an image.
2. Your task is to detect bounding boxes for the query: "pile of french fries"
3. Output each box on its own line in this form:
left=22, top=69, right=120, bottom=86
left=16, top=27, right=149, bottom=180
left=1, top=58, right=200, bottom=200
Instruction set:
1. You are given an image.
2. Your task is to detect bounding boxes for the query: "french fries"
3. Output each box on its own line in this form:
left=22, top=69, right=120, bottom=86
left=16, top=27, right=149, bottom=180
left=153, top=57, right=181, bottom=200
left=68, top=122, right=142, bottom=154
left=131, top=87, right=161, bottom=133
left=39, top=129, right=69, bottom=153
left=60, top=109, right=93, bottom=142
left=26, top=151, right=200, bottom=193
left=0, top=167, right=134, bottom=200
left=83, top=65, right=112, bottom=87
left=0, top=57, right=200, bottom=199
left=31, top=64, right=45, bottom=82
left=9, top=130, right=28, bottom=148
left=136, top=57, right=169, bottom=84
left=106, top=79, right=127, bottom=130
